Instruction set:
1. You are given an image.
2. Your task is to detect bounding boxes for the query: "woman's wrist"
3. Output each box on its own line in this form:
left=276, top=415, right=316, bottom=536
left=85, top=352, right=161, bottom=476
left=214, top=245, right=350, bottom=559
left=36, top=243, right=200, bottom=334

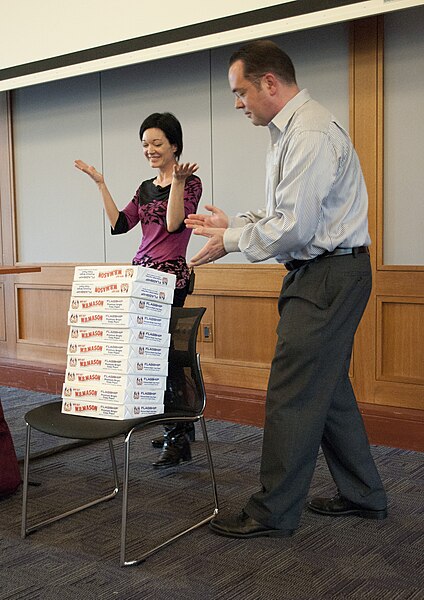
left=171, top=175, right=185, bottom=185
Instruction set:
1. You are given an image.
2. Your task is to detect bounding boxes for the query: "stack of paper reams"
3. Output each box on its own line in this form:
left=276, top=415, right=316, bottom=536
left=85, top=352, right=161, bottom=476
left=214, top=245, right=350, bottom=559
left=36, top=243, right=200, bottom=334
left=62, top=265, right=175, bottom=420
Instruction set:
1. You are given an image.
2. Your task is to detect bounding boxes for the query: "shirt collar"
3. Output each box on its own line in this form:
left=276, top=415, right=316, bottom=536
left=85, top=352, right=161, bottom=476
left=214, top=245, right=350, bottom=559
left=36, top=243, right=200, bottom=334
left=268, top=88, right=311, bottom=138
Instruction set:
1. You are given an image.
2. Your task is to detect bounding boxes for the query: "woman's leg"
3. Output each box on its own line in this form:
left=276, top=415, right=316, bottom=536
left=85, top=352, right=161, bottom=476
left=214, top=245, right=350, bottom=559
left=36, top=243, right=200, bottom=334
left=152, top=283, right=196, bottom=468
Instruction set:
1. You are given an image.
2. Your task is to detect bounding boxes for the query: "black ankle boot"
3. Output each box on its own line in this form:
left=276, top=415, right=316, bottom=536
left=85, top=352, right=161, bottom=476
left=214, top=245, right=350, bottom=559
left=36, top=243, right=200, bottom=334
left=152, top=427, right=192, bottom=469
left=151, top=422, right=195, bottom=448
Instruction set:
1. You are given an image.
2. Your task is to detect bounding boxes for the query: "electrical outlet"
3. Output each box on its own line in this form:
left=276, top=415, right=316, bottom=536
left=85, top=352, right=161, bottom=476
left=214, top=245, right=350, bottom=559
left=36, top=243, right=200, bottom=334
left=202, top=322, right=213, bottom=342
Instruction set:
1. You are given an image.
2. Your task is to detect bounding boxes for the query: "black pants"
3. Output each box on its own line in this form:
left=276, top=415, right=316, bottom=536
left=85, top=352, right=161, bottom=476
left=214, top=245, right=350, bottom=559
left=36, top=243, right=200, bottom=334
left=245, top=252, right=387, bottom=529
left=172, top=286, right=188, bottom=309
left=165, top=283, right=191, bottom=433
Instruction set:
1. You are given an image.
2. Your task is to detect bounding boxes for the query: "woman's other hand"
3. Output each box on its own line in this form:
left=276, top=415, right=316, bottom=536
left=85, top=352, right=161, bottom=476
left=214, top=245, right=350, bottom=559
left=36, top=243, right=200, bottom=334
left=74, top=160, right=104, bottom=185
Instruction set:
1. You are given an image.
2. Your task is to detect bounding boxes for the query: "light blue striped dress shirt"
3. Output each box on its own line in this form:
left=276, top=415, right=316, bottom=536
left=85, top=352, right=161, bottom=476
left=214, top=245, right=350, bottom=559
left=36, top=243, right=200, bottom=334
left=223, top=89, right=371, bottom=263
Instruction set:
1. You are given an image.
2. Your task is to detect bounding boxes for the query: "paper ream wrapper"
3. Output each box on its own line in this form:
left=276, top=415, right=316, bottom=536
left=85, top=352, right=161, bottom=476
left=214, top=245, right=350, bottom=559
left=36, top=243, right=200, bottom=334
left=68, top=311, right=169, bottom=329
left=61, top=399, right=164, bottom=420
left=67, top=341, right=169, bottom=360
left=71, top=280, right=174, bottom=305
left=66, top=354, right=168, bottom=375
left=68, top=326, right=170, bottom=347
left=73, top=265, right=176, bottom=288
left=62, top=382, right=164, bottom=405
left=69, top=296, right=173, bottom=317
left=65, top=370, right=167, bottom=389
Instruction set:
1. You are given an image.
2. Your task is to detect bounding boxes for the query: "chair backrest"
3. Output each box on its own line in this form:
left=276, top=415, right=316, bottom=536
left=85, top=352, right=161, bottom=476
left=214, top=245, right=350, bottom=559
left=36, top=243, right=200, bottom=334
left=164, top=307, right=206, bottom=416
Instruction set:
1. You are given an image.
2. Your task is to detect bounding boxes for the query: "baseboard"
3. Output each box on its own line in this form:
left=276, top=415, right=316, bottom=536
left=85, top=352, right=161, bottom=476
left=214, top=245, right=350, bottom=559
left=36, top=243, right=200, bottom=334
left=0, top=359, right=65, bottom=395
left=0, top=362, right=422, bottom=452
left=203, top=384, right=424, bottom=452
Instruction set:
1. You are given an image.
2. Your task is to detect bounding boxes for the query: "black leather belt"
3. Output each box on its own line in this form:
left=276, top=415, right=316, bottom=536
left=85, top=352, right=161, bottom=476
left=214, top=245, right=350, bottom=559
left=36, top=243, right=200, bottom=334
left=284, top=246, right=370, bottom=272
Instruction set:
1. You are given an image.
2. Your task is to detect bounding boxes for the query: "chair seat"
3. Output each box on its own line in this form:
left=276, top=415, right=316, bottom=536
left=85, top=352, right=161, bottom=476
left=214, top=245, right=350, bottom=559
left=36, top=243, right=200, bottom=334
left=25, top=401, right=199, bottom=441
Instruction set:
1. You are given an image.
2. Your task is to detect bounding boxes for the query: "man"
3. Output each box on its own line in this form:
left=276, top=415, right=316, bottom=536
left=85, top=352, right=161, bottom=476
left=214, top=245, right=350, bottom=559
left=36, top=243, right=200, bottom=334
left=185, top=40, right=387, bottom=538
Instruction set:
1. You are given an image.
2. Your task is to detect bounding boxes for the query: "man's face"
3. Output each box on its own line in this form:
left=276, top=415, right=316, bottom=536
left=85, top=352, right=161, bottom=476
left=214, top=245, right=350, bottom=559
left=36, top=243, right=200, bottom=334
left=228, top=60, right=272, bottom=126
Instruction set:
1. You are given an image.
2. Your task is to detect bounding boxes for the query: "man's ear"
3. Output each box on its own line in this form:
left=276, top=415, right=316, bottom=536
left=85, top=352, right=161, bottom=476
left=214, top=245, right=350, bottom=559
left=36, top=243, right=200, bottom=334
left=262, top=73, right=279, bottom=96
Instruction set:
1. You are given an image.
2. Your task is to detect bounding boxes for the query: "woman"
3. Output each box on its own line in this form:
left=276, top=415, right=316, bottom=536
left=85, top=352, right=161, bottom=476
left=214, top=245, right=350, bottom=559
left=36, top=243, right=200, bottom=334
left=75, top=112, right=202, bottom=468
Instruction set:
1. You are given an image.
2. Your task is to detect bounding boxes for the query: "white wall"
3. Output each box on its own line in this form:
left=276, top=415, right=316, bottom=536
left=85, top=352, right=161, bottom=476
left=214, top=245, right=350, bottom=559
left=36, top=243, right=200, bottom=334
left=13, top=73, right=104, bottom=263
left=11, top=21, right=350, bottom=265
left=383, top=5, right=424, bottom=265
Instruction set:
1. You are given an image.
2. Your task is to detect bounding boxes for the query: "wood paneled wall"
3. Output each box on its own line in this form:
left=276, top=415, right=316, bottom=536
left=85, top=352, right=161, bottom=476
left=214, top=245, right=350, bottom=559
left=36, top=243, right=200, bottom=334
left=186, top=264, right=283, bottom=390
left=0, top=17, right=423, bottom=451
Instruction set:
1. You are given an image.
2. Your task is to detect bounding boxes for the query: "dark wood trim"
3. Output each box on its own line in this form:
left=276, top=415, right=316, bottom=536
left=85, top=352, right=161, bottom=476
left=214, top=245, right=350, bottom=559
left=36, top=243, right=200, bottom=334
left=0, top=266, right=41, bottom=274
left=1, top=363, right=422, bottom=452
left=358, top=403, right=424, bottom=453
left=203, top=384, right=424, bottom=453
left=204, top=384, right=266, bottom=427
left=0, top=359, right=65, bottom=395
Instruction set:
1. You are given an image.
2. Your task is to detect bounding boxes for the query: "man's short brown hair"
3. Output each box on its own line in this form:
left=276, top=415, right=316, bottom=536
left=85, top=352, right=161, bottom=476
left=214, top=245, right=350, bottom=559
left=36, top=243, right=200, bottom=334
left=229, top=40, right=297, bottom=86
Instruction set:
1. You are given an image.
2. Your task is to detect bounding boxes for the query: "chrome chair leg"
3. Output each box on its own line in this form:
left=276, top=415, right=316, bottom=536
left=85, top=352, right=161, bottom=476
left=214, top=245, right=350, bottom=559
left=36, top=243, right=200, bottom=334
left=200, top=416, right=219, bottom=514
left=120, top=420, right=219, bottom=567
left=21, top=423, right=32, bottom=538
left=21, top=434, right=120, bottom=538
left=120, top=428, right=131, bottom=566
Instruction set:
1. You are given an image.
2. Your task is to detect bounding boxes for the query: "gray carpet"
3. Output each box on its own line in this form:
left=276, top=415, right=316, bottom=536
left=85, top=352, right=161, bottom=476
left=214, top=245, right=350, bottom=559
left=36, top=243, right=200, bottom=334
left=1, top=386, right=423, bottom=600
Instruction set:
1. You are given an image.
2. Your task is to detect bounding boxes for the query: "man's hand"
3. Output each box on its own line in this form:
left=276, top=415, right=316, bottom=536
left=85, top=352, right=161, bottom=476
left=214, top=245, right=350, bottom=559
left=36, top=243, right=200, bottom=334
left=188, top=227, right=227, bottom=267
left=185, top=204, right=229, bottom=229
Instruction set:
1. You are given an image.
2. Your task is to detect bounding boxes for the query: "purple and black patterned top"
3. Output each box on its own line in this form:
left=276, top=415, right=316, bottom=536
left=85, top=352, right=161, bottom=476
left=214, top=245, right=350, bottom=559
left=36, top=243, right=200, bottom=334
left=112, top=175, right=202, bottom=289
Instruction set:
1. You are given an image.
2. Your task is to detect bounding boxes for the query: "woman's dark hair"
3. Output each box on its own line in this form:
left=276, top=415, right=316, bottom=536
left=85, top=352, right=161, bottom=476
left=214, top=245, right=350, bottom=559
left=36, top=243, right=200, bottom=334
left=229, top=40, right=297, bottom=86
left=139, top=112, right=183, bottom=160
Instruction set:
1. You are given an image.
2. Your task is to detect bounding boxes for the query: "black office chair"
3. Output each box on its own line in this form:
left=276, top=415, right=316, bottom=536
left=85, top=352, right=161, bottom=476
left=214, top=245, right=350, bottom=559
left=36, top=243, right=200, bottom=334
left=21, top=307, right=219, bottom=567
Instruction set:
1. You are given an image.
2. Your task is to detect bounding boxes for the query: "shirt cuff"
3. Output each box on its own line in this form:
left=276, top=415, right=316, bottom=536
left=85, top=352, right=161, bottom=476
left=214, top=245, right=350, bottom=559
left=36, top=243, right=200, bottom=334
left=229, top=215, right=250, bottom=228
left=223, top=227, right=244, bottom=253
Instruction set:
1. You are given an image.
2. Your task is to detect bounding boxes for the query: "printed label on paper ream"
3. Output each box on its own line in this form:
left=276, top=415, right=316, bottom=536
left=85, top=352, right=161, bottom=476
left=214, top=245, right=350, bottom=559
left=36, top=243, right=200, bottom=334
left=66, top=355, right=168, bottom=375
left=61, top=399, right=164, bottom=420
left=65, top=370, right=167, bottom=389
left=68, top=326, right=170, bottom=346
left=69, top=296, right=173, bottom=316
left=71, top=281, right=174, bottom=305
left=68, top=311, right=170, bottom=329
left=73, top=265, right=176, bottom=288
left=62, top=382, right=164, bottom=404
left=67, top=341, right=169, bottom=360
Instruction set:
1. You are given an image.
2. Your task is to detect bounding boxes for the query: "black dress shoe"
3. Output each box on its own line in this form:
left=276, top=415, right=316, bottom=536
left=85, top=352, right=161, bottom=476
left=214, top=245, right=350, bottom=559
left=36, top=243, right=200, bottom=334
left=209, top=511, right=295, bottom=539
left=307, top=493, right=387, bottom=520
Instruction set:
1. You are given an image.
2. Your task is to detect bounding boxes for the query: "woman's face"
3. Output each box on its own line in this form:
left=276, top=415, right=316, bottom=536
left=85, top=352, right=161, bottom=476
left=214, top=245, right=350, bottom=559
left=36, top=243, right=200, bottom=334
left=141, top=128, right=177, bottom=170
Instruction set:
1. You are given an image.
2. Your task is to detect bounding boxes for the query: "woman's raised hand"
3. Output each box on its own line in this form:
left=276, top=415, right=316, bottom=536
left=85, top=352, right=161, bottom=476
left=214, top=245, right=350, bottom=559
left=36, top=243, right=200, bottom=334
left=74, top=160, right=104, bottom=185
left=172, top=162, right=199, bottom=181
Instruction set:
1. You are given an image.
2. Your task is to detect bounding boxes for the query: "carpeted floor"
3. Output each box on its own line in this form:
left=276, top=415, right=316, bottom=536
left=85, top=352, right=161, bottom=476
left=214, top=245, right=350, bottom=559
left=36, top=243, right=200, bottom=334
left=1, top=386, right=423, bottom=600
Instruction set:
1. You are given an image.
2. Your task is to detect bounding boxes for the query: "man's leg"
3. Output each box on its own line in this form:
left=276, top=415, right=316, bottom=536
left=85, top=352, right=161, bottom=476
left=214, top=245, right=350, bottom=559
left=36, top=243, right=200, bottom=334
left=244, top=254, right=384, bottom=529
left=313, top=360, right=387, bottom=510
